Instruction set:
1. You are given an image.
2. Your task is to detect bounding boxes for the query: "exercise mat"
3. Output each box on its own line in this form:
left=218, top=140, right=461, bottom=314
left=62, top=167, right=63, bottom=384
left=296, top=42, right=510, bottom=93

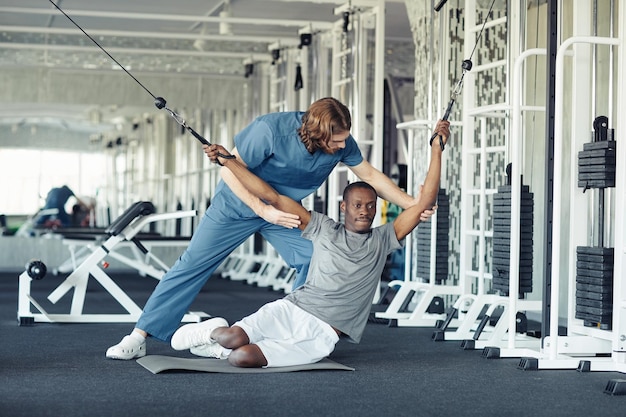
left=136, top=355, right=355, bottom=374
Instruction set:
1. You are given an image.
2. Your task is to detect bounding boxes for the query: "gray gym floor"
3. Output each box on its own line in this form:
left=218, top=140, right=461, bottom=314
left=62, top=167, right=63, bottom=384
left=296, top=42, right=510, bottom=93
left=2, top=271, right=625, bottom=417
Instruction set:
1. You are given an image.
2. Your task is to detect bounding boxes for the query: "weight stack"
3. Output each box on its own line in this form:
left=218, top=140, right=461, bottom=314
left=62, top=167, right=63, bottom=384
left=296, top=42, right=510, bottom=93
left=578, top=116, right=616, bottom=189
left=491, top=184, right=534, bottom=296
left=575, top=246, right=613, bottom=330
left=577, top=140, right=616, bottom=189
left=574, top=116, right=616, bottom=330
left=415, top=188, right=449, bottom=284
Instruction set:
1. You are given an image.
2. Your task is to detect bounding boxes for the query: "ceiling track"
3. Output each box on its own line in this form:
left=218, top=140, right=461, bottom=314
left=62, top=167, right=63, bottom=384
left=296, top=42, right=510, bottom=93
left=0, top=6, right=335, bottom=30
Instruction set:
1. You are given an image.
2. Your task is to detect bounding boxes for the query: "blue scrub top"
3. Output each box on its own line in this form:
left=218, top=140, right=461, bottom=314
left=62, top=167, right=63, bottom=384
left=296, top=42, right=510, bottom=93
left=212, top=111, right=363, bottom=218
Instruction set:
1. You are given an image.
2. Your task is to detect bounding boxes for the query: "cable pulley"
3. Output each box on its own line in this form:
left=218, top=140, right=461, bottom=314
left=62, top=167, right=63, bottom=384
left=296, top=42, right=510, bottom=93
left=430, top=0, right=497, bottom=149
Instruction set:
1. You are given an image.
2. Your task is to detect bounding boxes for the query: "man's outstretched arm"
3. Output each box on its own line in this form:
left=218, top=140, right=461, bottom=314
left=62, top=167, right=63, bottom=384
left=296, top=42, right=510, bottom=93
left=393, top=120, right=449, bottom=241
left=205, top=144, right=310, bottom=230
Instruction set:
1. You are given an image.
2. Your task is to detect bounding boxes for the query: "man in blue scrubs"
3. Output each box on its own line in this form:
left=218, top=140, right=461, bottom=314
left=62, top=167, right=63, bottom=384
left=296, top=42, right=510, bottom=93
left=106, top=97, right=433, bottom=360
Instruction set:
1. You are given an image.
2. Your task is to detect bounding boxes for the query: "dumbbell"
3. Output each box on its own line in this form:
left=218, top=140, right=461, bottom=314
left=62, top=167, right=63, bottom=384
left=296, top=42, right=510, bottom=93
left=26, top=259, right=47, bottom=280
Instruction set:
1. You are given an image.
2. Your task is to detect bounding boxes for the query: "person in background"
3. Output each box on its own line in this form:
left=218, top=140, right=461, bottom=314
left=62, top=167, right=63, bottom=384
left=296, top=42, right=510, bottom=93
left=35, top=185, right=92, bottom=228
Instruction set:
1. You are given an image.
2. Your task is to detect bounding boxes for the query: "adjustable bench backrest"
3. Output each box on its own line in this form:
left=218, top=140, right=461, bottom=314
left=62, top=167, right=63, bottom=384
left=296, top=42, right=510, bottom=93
left=105, top=202, right=156, bottom=236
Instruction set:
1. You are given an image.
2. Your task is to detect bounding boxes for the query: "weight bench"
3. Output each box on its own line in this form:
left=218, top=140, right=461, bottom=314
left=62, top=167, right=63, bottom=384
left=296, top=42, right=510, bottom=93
left=54, top=231, right=190, bottom=279
left=17, top=201, right=209, bottom=325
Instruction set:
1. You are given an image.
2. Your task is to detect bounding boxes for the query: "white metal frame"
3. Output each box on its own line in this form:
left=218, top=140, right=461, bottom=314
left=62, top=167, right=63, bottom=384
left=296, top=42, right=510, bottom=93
left=610, top=0, right=626, bottom=371
left=327, top=0, right=385, bottom=222
left=517, top=35, right=621, bottom=370
left=54, top=235, right=191, bottom=278
left=17, top=209, right=208, bottom=324
left=434, top=0, right=514, bottom=344
left=375, top=121, right=463, bottom=327
left=428, top=1, right=544, bottom=350
left=488, top=47, right=547, bottom=357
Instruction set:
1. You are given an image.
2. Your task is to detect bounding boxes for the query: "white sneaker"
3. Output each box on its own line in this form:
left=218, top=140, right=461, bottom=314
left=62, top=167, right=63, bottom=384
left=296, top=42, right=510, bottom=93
left=170, top=317, right=229, bottom=351
left=190, top=343, right=229, bottom=359
left=106, top=335, right=146, bottom=360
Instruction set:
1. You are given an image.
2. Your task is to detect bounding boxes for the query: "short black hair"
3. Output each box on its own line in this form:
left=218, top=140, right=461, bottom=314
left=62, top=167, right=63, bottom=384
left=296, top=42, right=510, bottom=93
left=342, top=181, right=377, bottom=201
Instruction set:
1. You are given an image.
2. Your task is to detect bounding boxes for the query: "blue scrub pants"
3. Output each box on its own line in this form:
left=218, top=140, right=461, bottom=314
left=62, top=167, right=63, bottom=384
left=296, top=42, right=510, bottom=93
left=136, top=204, right=312, bottom=342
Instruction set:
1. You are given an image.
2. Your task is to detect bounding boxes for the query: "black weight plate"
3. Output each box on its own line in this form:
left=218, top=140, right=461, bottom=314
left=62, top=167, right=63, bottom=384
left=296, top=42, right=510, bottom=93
left=578, top=148, right=616, bottom=158
left=576, top=305, right=613, bottom=316
left=578, top=156, right=616, bottom=165
left=576, top=268, right=614, bottom=279
left=578, top=172, right=616, bottom=180
left=576, top=254, right=614, bottom=263
left=576, top=246, right=614, bottom=255
left=576, top=276, right=614, bottom=286
left=575, top=312, right=612, bottom=323
left=496, top=185, right=531, bottom=193
left=582, top=140, right=616, bottom=151
left=578, top=180, right=615, bottom=188
left=576, top=298, right=612, bottom=309
left=579, top=165, right=616, bottom=173
left=576, top=261, right=613, bottom=271
left=576, top=290, right=612, bottom=301
left=576, top=282, right=613, bottom=293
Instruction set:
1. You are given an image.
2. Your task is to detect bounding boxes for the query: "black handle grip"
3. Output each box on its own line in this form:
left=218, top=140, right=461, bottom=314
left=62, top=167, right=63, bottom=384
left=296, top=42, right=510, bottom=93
left=186, top=127, right=210, bottom=146
left=429, top=98, right=454, bottom=150
left=186, top=121, right=235, bottom=161
left=434, top=0, right=448, bottom=12
left=441, top=98, right=455, bottom=121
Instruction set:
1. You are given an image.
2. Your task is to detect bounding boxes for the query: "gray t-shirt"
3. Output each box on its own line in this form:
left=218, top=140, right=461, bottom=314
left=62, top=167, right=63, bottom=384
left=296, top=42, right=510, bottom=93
left=284, top=211, right=402, bottom=343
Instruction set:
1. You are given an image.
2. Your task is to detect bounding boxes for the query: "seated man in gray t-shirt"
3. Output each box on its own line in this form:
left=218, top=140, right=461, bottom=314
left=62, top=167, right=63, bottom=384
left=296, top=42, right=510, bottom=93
left=170, top=120, right=449, bottom=367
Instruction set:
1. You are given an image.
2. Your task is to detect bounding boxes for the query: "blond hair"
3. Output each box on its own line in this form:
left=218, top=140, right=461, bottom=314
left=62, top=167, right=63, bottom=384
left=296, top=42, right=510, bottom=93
left=298, top=97, right=352, bottom=153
